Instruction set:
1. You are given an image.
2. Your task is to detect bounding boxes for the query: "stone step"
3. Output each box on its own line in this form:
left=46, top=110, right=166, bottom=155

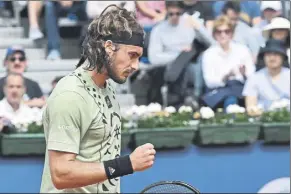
left=0, top=48, right=46, bottom=61
left=0, top=27, right=24, bottom=38
left=0, top=38, right=42, bottom=49
left=0, top=59, right=79, bottom=73
left=0, top=18, right=20, bottom=27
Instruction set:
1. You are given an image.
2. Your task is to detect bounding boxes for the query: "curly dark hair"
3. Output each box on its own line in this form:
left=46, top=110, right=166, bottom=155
left=77, top=4, right=144, bottom=73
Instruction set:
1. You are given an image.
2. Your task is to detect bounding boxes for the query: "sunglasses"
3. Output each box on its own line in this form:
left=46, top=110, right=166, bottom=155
left=214, top=29, right=232, bottom=35
left=9, top=56, right=26, bottom=62
left=168, top=12, right=182, bottom=17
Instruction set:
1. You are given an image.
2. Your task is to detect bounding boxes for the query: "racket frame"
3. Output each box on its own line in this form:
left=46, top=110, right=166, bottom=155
left=140, top=180, right=200, bottom=194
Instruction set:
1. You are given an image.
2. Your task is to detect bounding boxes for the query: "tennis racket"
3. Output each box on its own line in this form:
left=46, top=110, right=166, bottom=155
left=140, top=181, right=200, bottom=193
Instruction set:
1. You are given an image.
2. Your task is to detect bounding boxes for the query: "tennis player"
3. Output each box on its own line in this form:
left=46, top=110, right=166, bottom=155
left=40, top=5, right=155, bottom=193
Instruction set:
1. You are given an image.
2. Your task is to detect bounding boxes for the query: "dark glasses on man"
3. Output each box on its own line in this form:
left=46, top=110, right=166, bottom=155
left=9, top=56, right=26, bottom=62
left=168, top=12, right=182, bottom=17
left=214, top=29, right=232, bottom=35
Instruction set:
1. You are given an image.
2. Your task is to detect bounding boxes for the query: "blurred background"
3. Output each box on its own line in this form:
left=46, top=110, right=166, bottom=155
left=0, top=0, right=289, bottom=193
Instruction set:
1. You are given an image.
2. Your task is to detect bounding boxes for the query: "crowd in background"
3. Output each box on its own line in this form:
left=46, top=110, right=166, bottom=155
left=0, top=0, right=290, bottom=131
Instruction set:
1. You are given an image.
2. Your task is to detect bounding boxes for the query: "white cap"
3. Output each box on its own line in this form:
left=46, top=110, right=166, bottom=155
left=261, top=1, right=282, bottom=11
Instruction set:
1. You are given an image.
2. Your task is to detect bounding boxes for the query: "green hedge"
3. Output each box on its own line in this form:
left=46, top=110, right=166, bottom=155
left=0, top=122, right=289, bottom=156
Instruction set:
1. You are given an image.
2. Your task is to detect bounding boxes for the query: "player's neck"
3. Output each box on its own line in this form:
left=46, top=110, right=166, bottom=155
left=88, top=70, right=107, bottom=89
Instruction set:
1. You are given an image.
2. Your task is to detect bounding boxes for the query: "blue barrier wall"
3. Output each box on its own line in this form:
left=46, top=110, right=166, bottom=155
left=0, top=142, right=289, bottom=193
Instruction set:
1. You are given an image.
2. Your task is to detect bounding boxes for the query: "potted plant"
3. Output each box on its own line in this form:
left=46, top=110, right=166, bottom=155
left=197, top=105, right=260, bottom=145
left=0, top=121, right=46, bottom=156
left=128, top=104, right=198, bottom=149
left=121, top=117, right=136, bottom=150
left=260, top=100, right=290, bottom=144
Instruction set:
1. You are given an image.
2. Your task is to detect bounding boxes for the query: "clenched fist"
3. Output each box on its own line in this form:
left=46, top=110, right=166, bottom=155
left=130, top=143, right=156, bottom=172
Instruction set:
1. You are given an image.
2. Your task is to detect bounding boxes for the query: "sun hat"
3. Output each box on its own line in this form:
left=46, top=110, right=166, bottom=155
left=262, top=17, right=290, bottom=39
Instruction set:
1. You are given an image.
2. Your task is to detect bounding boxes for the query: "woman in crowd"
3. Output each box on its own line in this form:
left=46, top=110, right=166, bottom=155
left=256, top=17, right=290, bottom=70
left=201, top=16, right=255, bottom=110
left=262, top=17, right=290, bottom=62
left=243, top=39, right=290, bottom=114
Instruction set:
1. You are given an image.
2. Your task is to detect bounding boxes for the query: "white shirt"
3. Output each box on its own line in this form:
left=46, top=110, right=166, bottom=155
left=0, top=98, right=37, bottom=128
left=86, top=1, right=135, bottom=19
left=202, top=42, right=255, bottom=89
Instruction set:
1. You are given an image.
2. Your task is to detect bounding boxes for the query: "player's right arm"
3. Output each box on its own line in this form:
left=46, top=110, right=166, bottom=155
left=49, top=143, right=155, bottom=190
left=46, top=92, right=155, bottom=190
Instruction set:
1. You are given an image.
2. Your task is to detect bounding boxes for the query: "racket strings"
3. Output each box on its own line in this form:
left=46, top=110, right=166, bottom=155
left=142, top=183, right=196, bottom=193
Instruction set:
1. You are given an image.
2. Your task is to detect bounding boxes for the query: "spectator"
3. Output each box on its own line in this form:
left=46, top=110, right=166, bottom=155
left=243, top=39, right=290, bottom=113
left=213, top=0, right=261, bottom=26
left=0, top=117, right=3, bottom=132
left=257, top=1, right=282, bottom=30
left=49, top=76, right=64, bottom=96
left=86, top=1, right=135, bottom=20
left=0, top=46, right=45, bottom=108
left=221, top=1, right=261, bottom=58
left=28, top=1, right=44, bottom=40
left=45, top=1, right=87, bottom=60
left=262, top=17, right=290, bottom=61
left=0, top=73, right=36, bottom=129
left=148, top=1, right=214, bottom=98
left=181, top=0, right=215, bottom=30
left=0, top=1, right=11, bottom=18
left=253, top=1, right=282, bottom=47
left=135, top=1, right=166, bottom=31
left=201, top=16, right=255, bottom=110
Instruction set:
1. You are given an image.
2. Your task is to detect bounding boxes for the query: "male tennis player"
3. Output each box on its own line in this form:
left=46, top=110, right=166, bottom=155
left=40, top=5, right=156, bottom=193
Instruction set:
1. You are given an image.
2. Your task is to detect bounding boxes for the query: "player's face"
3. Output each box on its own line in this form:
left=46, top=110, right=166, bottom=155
left=107, top=44, right=143, bottom=84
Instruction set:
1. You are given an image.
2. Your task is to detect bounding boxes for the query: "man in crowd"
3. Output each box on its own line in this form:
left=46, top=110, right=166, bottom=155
left=0, top=46, right=45, bottom=108
left=181, top=0, right=215, bottom=30
left=221, top=1, right=260, bottom=59
left=0, top=73, right=36, bottom=131
left=213, top=0, right=261, bottom=26
left=243, top=39, right=290, bottom=114
left=45, top=0, right=87, bottom=60
left=148, top=1, right=214, bottom=104
left=254, top=1, right=283, bottom=47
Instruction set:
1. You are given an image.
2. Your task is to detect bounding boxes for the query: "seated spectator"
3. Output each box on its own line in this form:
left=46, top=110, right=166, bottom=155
left=201, top=16, right=255, bottom=110
left=135, top=1, right=166, bottom=31
left=148, top=1, right=214, bottom=99
left=49, top=76, right=64, bottom=96
left=256, top=1, right=282, bottom=30
left=28, top=1, right=44, bottom=40
left=86, top=1, right=135, bottom=20
left=243, top=39, right=290, bottom=113
left=0, top=1, right=11, bottom=18
left=45, top=1, right=87, bottom=60
left=0, top=73, right=36, bottom=130
left=0, top=46, right=45, bottom=108
left=180, top=0, right=215, bottom=30
left=262, top=17, right=290, bottom=61
left=221, top=1, right=260, bottom=58
left=253, top=1, right=282, bottom=47
left=213, top=0, right=261, bottom=26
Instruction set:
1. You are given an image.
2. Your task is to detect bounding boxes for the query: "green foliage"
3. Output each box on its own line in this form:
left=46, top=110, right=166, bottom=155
left=26, top=122, right=44, bottom=134
left=137, top=112, right=193, bottom=129
left=261, top=108, right=290, bottom=123
left=200, top=112, right=252, bottom=125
